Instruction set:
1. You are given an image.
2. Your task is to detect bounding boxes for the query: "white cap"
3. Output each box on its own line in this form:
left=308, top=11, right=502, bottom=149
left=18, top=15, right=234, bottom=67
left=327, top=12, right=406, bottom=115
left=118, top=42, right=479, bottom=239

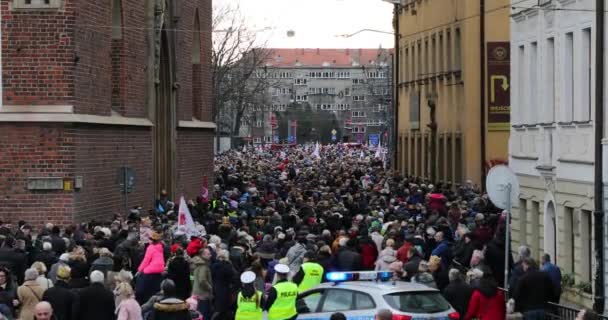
left=240, top=271, right=256, bottom=284
left=274, top=264, right=290, bottom=274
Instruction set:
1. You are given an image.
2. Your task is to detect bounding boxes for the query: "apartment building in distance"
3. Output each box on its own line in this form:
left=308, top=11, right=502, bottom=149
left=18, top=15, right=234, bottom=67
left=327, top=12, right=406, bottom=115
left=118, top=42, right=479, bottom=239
left=239, top=48, right=393, bottom=146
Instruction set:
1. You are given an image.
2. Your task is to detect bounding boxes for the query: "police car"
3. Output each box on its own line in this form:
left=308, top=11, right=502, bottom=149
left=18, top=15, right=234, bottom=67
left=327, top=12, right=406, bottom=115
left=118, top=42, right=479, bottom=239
left=294, top=271, right=459, bottom=320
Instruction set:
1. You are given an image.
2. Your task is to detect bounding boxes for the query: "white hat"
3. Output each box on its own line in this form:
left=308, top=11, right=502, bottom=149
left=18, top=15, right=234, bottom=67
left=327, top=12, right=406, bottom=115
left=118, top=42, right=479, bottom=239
left=240, top=271, right=256, bottom=284
left=274, top=264, right=290, bottom=274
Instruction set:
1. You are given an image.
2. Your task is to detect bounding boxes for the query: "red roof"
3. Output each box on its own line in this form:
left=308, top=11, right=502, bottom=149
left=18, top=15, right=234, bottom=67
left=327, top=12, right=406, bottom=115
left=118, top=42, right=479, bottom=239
left=265, top=48, right=392, bottom=68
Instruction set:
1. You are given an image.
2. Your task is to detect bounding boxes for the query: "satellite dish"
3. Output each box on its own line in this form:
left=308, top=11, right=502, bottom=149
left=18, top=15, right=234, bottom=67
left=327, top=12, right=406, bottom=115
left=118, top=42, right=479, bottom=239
left=486, top=165, right=519, bottom=210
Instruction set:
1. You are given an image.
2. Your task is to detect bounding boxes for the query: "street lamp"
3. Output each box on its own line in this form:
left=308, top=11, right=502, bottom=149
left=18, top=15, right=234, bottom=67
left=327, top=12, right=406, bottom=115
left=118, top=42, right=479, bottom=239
left=426, top=91, right=438, bottom=182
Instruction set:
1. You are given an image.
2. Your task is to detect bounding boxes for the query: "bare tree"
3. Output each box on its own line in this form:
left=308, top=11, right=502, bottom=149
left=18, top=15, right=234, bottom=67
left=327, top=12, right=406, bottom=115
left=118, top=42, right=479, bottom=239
left=212, top=4, right=274, bottom=150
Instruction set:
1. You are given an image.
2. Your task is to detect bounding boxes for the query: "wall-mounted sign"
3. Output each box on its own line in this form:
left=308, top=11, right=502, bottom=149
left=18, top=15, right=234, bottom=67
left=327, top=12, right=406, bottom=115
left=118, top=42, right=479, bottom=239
left=487, top=42, right=511, bottom=131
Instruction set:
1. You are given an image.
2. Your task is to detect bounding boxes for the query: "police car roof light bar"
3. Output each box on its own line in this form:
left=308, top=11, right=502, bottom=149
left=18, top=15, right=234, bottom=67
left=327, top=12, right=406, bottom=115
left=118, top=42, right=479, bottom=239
left=325, top=271, right=394, bottom=283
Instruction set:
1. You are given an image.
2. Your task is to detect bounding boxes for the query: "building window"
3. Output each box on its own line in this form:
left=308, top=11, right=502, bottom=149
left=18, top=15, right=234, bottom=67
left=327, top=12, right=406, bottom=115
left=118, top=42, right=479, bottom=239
left=529, top=42, right=538, bottom=124
left=519, top=199, right=527, bottom=246
left=295, top=95, right=308, bottom=102
left=272, top=88, right=279, bottom=96
left=352, top=95, right=365, bottom=101
left=580, top=28, right=592, bottom=121
left=404, top=47, right=409, bottom=82
left=517, top=45, right=525, bottom=124
left=564, top=32, right=574, bottom=122
left=431, top=35, right=436, bottom=75
left=352, top=111, right=366, bottom=118
left=352, top=126, right=366, bottom=133
left=446, top=30, right=452, bottom=71
left=255, top=120, right=263, bottom=128
left=565, top=207, right=575, bottom=274
left=294, top=78, right=307, bottom=85
left=545, top=37, right=555, bottom=123
left=253, top=137, right=262, bottom=144
left=278, top=72, right=292, bottom=79
left=438, top=33, right=444, bottom=73
left=352, top=79, right=366, bottom=85
left=374, top=104, right=387, bottom=112
left=344, top=88, right=351, bottom=96
left=454, top=28, right=461, bottom=70
left=336, top=71, right=350, bottom=79
left=264, top=136, right=272, bottom=143
left=417, top=42, right=422, bottom=79
left=580, top=209, right=592, bottom=284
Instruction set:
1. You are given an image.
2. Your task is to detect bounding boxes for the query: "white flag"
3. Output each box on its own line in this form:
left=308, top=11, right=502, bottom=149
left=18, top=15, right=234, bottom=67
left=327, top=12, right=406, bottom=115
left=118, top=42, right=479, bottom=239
left=177, top=196, right=197, bottom=238
left=312, top=142, right=321, bottom=159
left=360, top=150, right=365, bottom=159
left=375, top=145, right=382, bottom=159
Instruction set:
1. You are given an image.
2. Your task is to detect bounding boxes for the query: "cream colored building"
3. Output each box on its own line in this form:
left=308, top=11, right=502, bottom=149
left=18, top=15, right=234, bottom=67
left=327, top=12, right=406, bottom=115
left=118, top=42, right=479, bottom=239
left=395, top=0, right=510, bottom=186
left=509, top=0, right=595, bottom=305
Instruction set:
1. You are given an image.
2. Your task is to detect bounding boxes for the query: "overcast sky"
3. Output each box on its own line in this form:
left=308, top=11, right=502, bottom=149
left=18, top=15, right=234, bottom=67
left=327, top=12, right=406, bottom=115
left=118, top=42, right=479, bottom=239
left=213, top=0, right=395, bottom=49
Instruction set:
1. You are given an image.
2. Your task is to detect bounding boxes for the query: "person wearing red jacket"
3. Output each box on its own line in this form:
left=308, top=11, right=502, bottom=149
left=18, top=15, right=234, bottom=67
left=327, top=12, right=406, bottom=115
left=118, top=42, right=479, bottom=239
left=358, top=237, right=378, bottom=270
left=464, top=272, right=505, bottom=320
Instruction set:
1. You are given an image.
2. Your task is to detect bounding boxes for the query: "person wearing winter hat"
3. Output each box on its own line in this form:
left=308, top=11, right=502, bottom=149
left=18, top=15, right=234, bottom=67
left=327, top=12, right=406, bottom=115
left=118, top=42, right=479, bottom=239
left=265, top=264, right=298, bottom=320
left=42, top=265, right=76, bottom=320
left=235, top=271, right=263, bottom=320
left=48, top=253, right=69, bottom=285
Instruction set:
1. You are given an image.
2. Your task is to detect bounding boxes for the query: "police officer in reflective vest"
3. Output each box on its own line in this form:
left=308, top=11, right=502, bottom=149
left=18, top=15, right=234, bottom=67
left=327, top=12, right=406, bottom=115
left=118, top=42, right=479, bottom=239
left=235, top=271, right=263, bottom=320
left=293, top=251, right=324, bottom=293
left=265, top=264, right=298, bottom=320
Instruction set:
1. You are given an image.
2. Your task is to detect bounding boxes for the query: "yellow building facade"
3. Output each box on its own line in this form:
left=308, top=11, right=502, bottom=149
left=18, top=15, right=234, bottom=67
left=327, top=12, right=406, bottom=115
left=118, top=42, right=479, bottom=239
left=395, top=0, right=510, bottom=186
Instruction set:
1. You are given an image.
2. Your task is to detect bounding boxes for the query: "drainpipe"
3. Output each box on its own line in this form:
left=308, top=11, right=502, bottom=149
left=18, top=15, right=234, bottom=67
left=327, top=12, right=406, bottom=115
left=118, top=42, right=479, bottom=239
left=480, top=0, right=487, bottom=190
left=593, top=0, right=605, bottom=313
left=393, top=4, right=400, bottom=171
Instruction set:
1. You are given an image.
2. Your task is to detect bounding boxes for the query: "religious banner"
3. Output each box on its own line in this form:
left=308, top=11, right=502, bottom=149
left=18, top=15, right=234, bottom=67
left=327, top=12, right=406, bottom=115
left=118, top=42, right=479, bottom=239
left=487, top=42, right=511, bottom=131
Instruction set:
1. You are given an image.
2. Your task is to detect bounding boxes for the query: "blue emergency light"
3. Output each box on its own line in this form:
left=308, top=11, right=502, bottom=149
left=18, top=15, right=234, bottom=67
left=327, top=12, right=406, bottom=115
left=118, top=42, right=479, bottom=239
left=325, top=271, right=394, bottom=282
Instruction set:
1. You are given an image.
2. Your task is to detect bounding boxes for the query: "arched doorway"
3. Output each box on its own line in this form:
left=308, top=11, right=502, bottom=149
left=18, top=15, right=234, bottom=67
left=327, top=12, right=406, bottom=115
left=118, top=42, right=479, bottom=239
left=544, top=201, right=557, bottom=262
left=153, top=15, right=176, bottom=198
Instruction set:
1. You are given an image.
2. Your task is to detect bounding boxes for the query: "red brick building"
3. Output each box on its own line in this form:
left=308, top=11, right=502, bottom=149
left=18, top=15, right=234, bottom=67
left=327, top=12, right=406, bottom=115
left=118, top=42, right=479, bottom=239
left=0, top=0, right=215, bottom=224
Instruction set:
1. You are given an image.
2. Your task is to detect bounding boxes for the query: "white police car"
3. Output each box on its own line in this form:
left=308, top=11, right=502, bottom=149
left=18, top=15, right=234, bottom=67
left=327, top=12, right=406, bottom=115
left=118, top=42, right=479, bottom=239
left=295, top=271, right=459, bottom=320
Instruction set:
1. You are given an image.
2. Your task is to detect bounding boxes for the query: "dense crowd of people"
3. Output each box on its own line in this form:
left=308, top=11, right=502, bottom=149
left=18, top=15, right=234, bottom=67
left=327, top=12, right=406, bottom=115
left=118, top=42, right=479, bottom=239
left=0, top=144, right=592, bottom=320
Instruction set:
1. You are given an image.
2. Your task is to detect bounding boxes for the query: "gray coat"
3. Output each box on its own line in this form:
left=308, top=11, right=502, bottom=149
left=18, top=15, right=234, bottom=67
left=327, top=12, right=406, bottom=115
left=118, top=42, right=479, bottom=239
left=191, top=256, right=212, bottom=299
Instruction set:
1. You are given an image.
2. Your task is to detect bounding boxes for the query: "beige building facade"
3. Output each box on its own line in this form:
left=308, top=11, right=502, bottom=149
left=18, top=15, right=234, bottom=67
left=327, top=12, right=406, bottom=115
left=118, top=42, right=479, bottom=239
left=395, top=0, right=510, bottom=186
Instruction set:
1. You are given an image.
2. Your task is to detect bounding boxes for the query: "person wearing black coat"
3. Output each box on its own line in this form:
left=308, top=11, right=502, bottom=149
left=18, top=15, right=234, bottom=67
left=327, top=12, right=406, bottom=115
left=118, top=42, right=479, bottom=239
left=513, top=258, right=556, bottom=318
left=150, top=282, right=191, bottom=320
left=49, top=227, right=67, bottom=256
left=335, top=240, right=362, bottom=271
left=443, top=269, right=474, bottom=320
left=166, top=248, right=191, bottom=301
left=0, top=267, right=17, bottom=318
left=0, top=244, right=28, bottom=285
left=74, top=271, right=115, bottom=320
left=211, top=250, right=237, bottom=319
left=33, top=245, right=58, bottom=273
left=42, top=267, right=76, bottom=320
left=67, top=257, right=89, bottom=289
